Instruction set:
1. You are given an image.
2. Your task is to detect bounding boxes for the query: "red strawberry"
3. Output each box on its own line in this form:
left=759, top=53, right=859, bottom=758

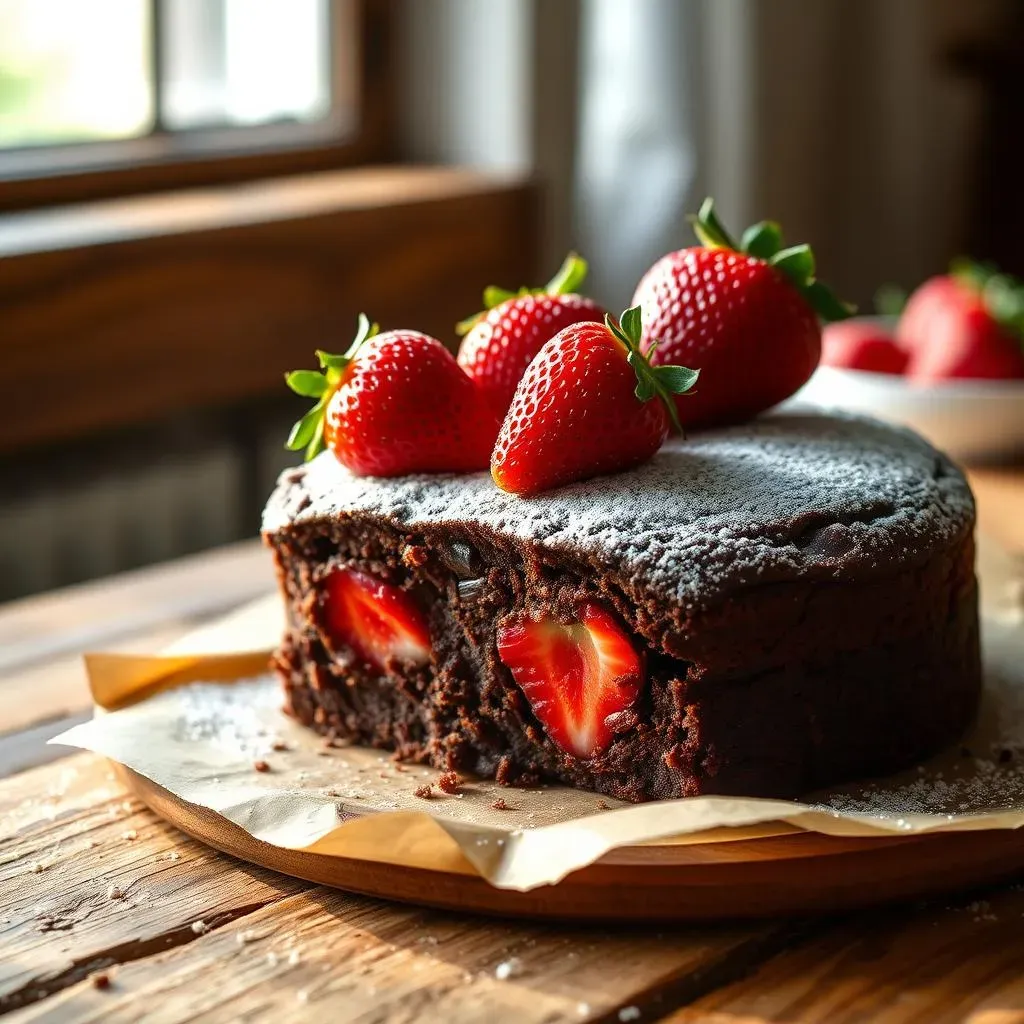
left=324, top=568, right=430, bottom=672
left=632, top=198, right=853, bottom=427
left=285, top=315, right=501, bottom=474
left=490, top=308, right=699, bottom=495
left=895, top=275, right=965, bottom=354
left=898, top=263, right=1024, bottom=381
left=457, top=253, right=606, bottom=416
left=497, top=603, right=642, bottom=760
left=821, top=321, right=908, bottom=375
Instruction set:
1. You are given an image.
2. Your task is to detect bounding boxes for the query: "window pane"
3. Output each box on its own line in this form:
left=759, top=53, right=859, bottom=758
left=163, top=0, right=332, bottom=131
left=0, top=0, right=152, bottom=148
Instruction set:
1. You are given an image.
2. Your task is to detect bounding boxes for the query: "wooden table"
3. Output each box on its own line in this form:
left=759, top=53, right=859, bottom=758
left=1, top=471, right=1023, bottom=1024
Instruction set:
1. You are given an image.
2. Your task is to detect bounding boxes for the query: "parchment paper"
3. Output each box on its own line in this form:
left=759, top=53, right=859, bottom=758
left=53, top=535, right=1024, bottom=891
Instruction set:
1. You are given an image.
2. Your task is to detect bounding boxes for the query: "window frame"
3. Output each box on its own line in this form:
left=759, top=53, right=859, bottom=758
left=0, top=0, right=395, bottom=214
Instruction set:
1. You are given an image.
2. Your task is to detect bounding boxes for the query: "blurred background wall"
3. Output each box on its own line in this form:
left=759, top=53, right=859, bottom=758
left=399, top=0, right=1011, bottom=310
left=0, top=0, right=1019, bottom=600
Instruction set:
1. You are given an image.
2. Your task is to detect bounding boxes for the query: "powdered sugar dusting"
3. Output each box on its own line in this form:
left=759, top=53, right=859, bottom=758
left=263, top=411, right=973, bottom=607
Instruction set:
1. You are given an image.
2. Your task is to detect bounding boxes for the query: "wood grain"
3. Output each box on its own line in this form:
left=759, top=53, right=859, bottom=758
left=669, top=884, right=1024, bottom=1023
left=0, top=755, right=306, bottom=1013
left=0, top=754, right=808, bottom=1023
left=4, top=891, right=800, bottom=1024
left=0, top=167, right=538, bottom=452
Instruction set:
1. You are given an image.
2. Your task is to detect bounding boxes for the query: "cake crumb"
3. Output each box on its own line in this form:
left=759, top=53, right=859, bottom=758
left=253, top=760, right=271, bottom=773
left=437, top=771, right=461, bottom=795
left=120, top=830, right=138, bottom=841
left=402, top=544, right=429, bottom=568
left=191, top=920, right=208, bottom=935
left=414, top=784, right=434, bottom=800
left=288, top=949, right=301, bottom=965
left=618, top=1007, right=641, bottom=1022
left=491, top=798, right=514, bottom=811
left=596, top=799, right=610, bottom=810
left=91, top=971, right=112, bottom=990
left=106, top=885, right=124, bottom=900
left=494, top=957, right=524, bottom=980
left=271, top=740, right=290, bottom=752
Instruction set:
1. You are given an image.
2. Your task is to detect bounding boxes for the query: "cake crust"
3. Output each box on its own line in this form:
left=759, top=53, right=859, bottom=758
left=263, top=412, right=981, bottom=801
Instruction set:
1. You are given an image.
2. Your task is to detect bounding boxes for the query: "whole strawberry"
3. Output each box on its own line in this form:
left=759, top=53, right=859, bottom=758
left=822, top=320, right=908, bottom=375
left=632, top=199, right=852, bottom=427
left=457, top=253, right=606, bottom=416
left=491, top=307, right=698, bottom=495
left=285, top=315, right=501, bottom=475
left=898, top=262, right=1024, bottom=381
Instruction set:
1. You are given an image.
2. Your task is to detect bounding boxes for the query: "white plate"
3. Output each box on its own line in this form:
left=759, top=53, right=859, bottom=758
left=790, top=365, right=1024, bottom=463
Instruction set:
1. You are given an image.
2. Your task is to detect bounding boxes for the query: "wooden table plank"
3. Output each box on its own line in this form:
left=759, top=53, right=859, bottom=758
left=0, top=754, right=307, bottom=1014
left=0, top=539, right=272, bottom=679
left=4, top=891, right=807, bottom=1024
left=667, top=883, right=1024, bottom=1023
left=0, top=540, right=273, bottom=741
left=0, top=755, right=808, bottom=1023
left=969, top=467, right=1024, bottom=554
left=0, top=623, right=197, bottom=745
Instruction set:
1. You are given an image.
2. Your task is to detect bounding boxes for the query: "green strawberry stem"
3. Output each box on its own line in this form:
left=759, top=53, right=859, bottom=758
left=456, top=252, right=590, bottom=336
left=605, top=306, right=699, bottom=434
left=874, top=284, right=908, bottom=317
left=284, top=314, right=379, bottom=462
left=951, top=258, right=1024, bottom=345
left=689, top=198, right=855, bottom=324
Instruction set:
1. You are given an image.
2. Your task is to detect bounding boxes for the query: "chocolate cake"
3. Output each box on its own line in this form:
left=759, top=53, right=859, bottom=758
left=262, top=411, right=980, bottom=801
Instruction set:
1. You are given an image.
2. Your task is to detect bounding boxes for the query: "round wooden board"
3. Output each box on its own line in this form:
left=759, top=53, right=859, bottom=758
left=120, top=766, right=1024, bottom=922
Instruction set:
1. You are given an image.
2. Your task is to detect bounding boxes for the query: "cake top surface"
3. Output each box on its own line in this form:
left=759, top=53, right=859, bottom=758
left=263, top=411, right=974, bottom=606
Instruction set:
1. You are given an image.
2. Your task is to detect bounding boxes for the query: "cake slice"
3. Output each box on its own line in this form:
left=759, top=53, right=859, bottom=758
left=262, top=411, right=980, bottom=801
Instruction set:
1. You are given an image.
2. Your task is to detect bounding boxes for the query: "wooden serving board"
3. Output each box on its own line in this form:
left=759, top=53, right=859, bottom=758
left=121, top=767, right=1024, bottom=922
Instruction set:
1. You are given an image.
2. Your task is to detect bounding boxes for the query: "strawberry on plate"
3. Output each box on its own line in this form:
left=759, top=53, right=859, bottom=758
left=285, top=315, right=501, bottom=475
left=821, top=320, right=908, bottom=375
left=632, top=198, right=853, bottom=427
left=324, top=568, right=430, bottom=673
left=490, top=307, right=699, bottom=496
left=898, top=262, right=1024, bottom=381
left=497, top=603, right=642, bottom=760
left=457, top=253, right=606, bottom=416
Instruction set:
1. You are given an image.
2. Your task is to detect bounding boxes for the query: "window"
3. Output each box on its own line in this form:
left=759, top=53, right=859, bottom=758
left=0, top=0, right=537, bottom=600
left=0, top=0, right=387, bottom=210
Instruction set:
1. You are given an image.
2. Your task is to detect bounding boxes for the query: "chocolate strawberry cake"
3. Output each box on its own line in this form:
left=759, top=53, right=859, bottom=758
left=263, top=411, right=980, bottom=801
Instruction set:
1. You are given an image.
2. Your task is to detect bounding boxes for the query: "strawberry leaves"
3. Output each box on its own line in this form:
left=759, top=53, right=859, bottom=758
left=285, top=314, right=379, bottom=462
left=606, top=306, right=699, bottom=432
left=689, top=197, right=855, bottom=324
left=456, top=252, right=591, bottom=336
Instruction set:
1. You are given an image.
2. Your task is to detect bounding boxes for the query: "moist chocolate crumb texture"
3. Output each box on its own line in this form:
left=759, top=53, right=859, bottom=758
left=262, top=411, right=981, bottom=802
